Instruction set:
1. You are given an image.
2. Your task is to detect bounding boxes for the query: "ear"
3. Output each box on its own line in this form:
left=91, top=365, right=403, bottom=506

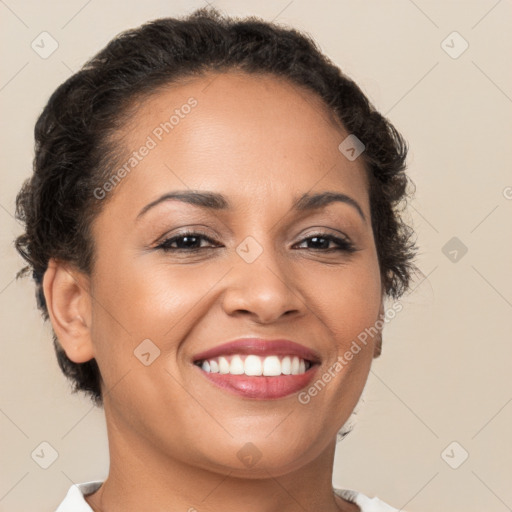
left=42, top=258, right=94, bottom=363
left=373, top=296, right=385, bottom=359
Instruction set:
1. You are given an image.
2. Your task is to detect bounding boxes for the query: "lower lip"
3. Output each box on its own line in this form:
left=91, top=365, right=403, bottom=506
left=195, top=365, right=319, bottom=399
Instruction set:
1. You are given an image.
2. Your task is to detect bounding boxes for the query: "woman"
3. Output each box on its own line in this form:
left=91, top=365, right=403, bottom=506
left=15, top=7, right=416, bottom=512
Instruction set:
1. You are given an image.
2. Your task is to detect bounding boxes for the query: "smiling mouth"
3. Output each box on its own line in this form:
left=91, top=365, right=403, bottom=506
left=194, top=354, right=314, bottom=376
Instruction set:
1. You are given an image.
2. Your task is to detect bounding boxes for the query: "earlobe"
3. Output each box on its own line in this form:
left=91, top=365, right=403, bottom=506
left=42, top=258, right=95, bottom=363
left=373, top=299, right=385, bottom=359
left=373, top=331, right=382, bottom=358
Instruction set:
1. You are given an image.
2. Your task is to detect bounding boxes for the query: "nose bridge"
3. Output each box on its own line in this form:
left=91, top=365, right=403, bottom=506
left=236, top=231, right=291, bottom=292
left=221, top=231, right=303, bottom=321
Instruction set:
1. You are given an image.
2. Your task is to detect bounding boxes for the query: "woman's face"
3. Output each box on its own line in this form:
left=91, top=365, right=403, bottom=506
left=84, top=71, right=383, bottom=475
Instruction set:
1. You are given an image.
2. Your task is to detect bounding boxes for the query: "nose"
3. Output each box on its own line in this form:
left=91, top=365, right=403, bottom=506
left=220, top=245, right=305, bottom=324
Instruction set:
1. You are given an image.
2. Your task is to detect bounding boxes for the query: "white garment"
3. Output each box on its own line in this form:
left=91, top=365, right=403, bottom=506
left=55, top=481, right=404, bottom=511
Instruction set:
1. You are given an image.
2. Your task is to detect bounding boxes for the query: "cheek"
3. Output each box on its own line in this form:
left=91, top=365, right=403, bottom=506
left=89, top=254, right=227, bottom=359
left=299, top=255, right=382, bottom=346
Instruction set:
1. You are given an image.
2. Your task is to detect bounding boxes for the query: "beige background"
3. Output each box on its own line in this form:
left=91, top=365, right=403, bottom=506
left=1, top=1, right=511, bottom=511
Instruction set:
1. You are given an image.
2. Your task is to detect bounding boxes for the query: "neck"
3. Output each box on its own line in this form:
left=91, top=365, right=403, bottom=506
left=85, top=408, right=358, bottom=512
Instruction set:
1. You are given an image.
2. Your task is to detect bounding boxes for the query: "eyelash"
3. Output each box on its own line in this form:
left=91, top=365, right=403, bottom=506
left=155, top=230, right=357, bottom=253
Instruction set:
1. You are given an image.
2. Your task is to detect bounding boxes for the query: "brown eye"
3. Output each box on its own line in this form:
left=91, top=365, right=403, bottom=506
left=294, top=233, right=356, bottom=253
left=157, top=231, right=220, bottom=251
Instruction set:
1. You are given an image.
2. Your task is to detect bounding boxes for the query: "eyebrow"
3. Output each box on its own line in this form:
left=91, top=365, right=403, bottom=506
left=136, top=190, right=366, bottom=222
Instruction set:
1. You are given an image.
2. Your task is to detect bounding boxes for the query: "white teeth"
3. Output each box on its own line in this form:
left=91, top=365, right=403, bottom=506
left=229, top=355, right=245, bottom=375
left=244, top=355, right=263, bottom=376
left=218, top=356, right=230, bottom=374
left=198, top=354, right=311, bottom=376
left=209, top=359, right=219, bottom=373
left=262, top=355, right=281, bottom=376
left=291, top=356, right=300, bottom=375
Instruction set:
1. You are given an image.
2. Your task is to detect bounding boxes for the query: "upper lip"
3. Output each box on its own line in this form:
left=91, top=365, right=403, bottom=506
left=192, top=338, right=322, bottom=364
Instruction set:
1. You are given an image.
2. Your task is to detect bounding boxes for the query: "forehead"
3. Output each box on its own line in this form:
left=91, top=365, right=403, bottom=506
left=103, top=71, right=369, bottom=217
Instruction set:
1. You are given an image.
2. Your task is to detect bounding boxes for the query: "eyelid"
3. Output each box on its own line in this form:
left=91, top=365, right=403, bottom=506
left=154, top=225, right=352, bottom=244
left=300, top=225, right=349, bottom=237
left=155, top=228, right=358, bottom=254
left=298, top=226, right=354, bottom=243
left=294, top=233, right=357, bottom=252
left=153, top=226, right=220, bottom=247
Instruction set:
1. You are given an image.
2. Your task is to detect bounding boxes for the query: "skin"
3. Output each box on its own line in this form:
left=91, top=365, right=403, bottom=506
left=43, top=71, right=385, bottom=512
